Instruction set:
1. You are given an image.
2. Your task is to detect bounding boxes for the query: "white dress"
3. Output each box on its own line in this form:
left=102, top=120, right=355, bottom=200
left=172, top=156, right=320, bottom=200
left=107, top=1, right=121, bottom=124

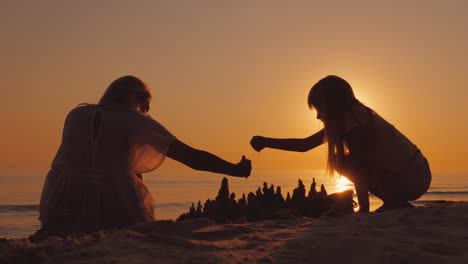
left=39, top=104, right=175, bottom=234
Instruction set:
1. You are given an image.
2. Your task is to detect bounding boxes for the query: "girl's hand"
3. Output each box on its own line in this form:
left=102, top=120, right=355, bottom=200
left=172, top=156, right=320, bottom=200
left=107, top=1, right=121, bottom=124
left=250, top=136, right=266, bottom=152
left=234, top=155, right=252, bottom=178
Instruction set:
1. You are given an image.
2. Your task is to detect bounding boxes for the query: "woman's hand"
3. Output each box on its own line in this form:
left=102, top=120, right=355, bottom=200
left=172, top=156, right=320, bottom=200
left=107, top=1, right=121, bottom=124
left=250, top=136, right=266, bottom=152
left=234, top=155, right=252, bottom=178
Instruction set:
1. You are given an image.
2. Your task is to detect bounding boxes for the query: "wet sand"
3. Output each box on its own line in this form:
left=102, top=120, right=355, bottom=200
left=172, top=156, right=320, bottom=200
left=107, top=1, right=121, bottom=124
left=1, top=202, right=467, bottom=264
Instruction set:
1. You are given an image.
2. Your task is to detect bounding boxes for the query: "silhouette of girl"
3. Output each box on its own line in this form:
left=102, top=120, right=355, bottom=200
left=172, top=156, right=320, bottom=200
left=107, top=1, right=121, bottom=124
left=39, top=76, right=251, bottom=235
left=251, top=75, right=431, bottom=212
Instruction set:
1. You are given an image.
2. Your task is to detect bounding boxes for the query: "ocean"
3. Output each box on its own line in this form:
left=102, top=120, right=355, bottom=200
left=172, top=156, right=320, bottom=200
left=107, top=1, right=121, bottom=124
left=1, top=168, right=467, bottom=239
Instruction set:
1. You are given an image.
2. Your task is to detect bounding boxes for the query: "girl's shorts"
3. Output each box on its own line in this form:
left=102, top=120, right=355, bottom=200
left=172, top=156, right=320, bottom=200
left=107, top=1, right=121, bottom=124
left=375, top=150, right=432, bottom=201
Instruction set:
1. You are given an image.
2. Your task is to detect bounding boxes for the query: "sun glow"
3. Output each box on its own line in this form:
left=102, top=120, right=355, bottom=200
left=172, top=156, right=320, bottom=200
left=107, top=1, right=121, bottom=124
left=335, top=176, right=354, bottom=192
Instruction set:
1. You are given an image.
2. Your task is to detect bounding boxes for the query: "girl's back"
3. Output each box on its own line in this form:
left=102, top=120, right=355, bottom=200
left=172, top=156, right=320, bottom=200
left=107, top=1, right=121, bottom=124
left=344, top=103, right=418, bottom=173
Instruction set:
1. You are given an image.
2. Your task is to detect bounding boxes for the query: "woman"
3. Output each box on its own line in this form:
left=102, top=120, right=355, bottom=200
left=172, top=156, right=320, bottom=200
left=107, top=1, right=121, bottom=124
left=39, top=75, right=251, bottom=235
left=251, top=75, right=431, bottom=212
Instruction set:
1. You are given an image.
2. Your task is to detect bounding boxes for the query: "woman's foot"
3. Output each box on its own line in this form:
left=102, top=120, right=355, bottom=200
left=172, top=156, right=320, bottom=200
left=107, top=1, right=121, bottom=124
left=375, top=201, right=414, bottom=212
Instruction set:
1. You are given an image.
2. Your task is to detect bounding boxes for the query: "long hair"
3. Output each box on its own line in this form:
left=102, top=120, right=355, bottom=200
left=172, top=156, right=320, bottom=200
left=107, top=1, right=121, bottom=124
left=308, top=75, right=358, bottom=176
left=99, top=75, right=152, bottom=113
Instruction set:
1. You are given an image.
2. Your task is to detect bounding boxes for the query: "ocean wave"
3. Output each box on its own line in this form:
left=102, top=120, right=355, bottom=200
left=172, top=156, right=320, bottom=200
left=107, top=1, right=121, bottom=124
left=427, top=186, right=468, bottom=190
left=424, top=191, right=468, bottom=195
left=411, top=200, right=461, bottom=204
left=0, top=202, right=196, bottom=212
left=0, top=205, right=39, bottom=213
left=145, top=180, right=220, bottom=185
left=155, top=202, right=193, bottom=208
left=367, top=191, right=468, bottom=198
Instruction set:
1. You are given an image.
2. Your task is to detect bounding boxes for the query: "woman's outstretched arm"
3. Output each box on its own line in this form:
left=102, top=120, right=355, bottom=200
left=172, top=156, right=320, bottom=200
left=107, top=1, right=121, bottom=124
left=166, top=139, right=251, bottom=177
left=250, top=129, right=325, bottom=152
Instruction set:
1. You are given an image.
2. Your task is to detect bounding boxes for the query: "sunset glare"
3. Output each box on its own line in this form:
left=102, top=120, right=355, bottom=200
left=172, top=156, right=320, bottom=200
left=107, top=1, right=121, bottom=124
left=1, top=1, right=468, bottom=174
left=335, top=176, right=354, bottom=193
left=2, top=3, right=468, bottom=260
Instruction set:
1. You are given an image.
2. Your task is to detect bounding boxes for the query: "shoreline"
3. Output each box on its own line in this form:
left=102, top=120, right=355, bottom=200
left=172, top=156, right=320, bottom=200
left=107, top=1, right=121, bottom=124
left=0, top=198, right=462, bottom=239
left=1, top=201, right=468, bottom=263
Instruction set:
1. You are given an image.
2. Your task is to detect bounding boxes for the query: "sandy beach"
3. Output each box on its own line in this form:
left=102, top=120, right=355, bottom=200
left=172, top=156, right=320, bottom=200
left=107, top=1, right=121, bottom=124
left=1, top=201, right=467, bottom=264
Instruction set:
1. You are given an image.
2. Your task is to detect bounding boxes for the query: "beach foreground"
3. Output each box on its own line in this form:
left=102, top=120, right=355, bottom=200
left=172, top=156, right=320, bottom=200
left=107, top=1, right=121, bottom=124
left=1, top=202, right=467, bottom=264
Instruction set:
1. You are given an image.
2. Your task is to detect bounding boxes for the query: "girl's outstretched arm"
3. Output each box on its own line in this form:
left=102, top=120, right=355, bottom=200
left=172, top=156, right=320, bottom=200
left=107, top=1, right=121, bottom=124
left=166, top=139, right=251, bottom=178
left=250, top=129, right=325, bottom=152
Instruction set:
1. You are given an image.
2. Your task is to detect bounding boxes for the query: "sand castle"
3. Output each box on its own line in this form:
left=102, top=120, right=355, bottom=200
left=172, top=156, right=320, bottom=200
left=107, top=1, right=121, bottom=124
left=178, top=178, right=356, bottom=222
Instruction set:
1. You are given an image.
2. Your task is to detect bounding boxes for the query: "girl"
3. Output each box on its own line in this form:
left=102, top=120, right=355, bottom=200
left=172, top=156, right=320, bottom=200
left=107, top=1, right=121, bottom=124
left=39, top=75, right=251, bottom=235
left=250, top=75, right=431, bottom=212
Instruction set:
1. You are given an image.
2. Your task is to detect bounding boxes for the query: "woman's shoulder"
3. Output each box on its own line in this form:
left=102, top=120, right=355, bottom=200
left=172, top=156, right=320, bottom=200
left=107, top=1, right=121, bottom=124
left=82, top=105, right=150, bottom=120
left=70, top=103, right=98, bottom=112
left=124, top=109, right=156, bottom=123
left=65, top=104, right=97, bottom=118
left=118, top=111, right=174, bottom=137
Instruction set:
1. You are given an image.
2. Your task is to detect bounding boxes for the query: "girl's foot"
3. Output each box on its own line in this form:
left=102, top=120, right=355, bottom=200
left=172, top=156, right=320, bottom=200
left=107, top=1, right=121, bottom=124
left=375, top=201, right=414, bottom=212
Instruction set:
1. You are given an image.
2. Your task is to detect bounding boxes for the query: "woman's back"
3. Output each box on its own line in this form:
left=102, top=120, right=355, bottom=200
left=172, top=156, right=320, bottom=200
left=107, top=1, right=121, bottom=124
left=40, top=104, right=175, bottom=235
left=53, top=104, right=174, bottom=173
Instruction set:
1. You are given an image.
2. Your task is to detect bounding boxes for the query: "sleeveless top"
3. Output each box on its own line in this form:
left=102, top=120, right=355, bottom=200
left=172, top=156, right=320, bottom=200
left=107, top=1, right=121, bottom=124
left=344, top=104, right=418, bottom=173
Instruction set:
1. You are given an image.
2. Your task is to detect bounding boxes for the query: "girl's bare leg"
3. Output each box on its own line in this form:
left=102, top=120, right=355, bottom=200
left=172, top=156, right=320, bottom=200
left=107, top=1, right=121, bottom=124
left=338, top=156, right=372, bottom=212
left=368, top=170, right=414, bottom=212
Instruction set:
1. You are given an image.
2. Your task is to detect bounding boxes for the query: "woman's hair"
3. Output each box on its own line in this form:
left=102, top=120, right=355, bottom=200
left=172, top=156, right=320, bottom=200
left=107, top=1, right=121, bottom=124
left=307, top=75, right=358, bottom=175
left=99, top=75, right=152, bottom=113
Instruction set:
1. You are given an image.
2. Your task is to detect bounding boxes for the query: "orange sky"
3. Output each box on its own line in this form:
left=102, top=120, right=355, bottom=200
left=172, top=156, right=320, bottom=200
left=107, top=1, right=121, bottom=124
left=1, top=1, right=467, bottom=173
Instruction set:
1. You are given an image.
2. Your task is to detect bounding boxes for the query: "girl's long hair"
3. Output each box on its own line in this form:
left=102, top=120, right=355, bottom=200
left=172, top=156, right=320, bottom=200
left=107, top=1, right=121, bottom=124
left=308, top=75, right=358, bottom=176
left=99, top=75, right=152, bottom=113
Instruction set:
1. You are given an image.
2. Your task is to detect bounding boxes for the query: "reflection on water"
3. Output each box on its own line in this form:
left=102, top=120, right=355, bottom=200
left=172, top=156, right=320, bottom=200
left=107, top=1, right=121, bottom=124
left=335, top=176, right=354, bottom=193
left=147, top=169, right=363, bottom=215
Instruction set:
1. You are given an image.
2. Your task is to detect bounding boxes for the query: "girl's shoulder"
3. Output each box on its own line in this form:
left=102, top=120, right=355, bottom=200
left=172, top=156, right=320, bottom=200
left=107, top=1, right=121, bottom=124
left=343, top=103, right=373, bottom=133
left=352, top=103, right=374, bottom=121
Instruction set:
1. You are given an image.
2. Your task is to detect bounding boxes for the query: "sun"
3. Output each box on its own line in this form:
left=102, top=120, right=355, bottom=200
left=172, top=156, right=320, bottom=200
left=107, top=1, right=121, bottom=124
left=335, top=176, right=354, bottom=192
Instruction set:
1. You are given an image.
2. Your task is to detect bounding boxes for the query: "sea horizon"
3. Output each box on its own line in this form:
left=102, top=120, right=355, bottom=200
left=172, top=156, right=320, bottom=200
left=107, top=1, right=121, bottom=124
left=1, top=168, right=468, bottom=238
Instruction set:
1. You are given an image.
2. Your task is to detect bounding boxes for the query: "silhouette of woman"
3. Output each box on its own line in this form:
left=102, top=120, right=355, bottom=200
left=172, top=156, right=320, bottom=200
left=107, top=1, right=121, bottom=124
left=38, top=76, right=251, bottom=235
left=251, top=75, right=431, bottom=212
